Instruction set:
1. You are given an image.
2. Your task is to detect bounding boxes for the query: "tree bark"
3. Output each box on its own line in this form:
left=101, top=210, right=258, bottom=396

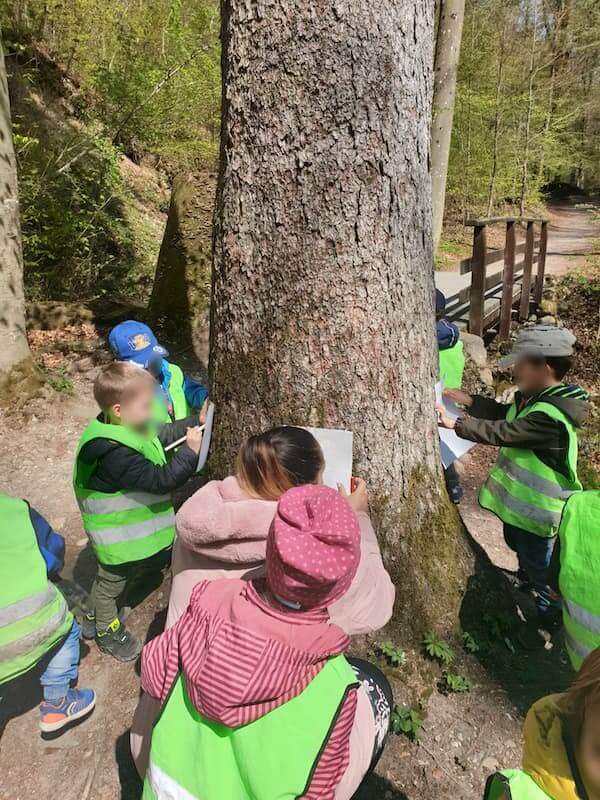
left=210, top=0, right=471, bottom=635
left=0, top=34, right=40, bottom=406
left=431, top=0, right=465, bottom=253
left=148, top=171, right=216, bottom=355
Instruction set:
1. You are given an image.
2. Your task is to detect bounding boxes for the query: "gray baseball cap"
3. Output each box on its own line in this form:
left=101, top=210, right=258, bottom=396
left=497, top=325, right=576, bottom=367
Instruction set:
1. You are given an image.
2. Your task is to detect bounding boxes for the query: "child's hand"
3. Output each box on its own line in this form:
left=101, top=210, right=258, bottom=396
left=442, top=388, right=473, bottom=408
left=199, top=398, right=209, bottom=425
left=436, top=405, right=456, bottom=429
left=186, top=426, right=203, bottom=454
left=338, top=477, right=369, bottom=514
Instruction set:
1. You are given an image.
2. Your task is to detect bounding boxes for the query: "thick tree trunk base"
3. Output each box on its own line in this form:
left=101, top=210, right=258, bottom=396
left=377, top=469, right=474, bottom=640
left=0, top=357, right=43, bottom=409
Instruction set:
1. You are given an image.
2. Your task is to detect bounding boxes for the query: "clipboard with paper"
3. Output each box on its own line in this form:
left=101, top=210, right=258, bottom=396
left=305, top=427, right=353, bottom=493
left=435, top=382, right=475, bottom=468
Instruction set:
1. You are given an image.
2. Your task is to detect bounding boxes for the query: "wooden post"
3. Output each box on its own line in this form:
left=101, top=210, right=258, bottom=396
left=519, top=220, right=535, bottom=320
left=499, top=220, right=516, bottom=340
left=534, top=220, right=548, bottom=306
left=469, top=224, right=487, bottom=337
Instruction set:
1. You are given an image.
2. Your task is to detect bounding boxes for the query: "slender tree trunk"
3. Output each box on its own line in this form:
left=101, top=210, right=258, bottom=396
left=210, top=0, right=470, bottom=634
left=519, top=9, right=538, bottom=216
left=431, top=0, right=465, bottom=253
left=148, top=172, right=215, bottom=352
left=486, top=17, right=508, bottom=216
left=0, top=35, right=40, bottom=406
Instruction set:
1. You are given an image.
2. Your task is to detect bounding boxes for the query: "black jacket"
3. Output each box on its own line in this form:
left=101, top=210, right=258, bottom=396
left=455, top=385, right=590, bottom=478
left=79, top=414, right=199, bottom=495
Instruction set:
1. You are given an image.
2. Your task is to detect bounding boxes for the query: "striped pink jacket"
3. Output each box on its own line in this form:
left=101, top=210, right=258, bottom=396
left=141, top=579, right=358, bottom=799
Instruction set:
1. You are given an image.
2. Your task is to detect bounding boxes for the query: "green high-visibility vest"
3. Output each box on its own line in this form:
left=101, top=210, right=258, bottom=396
left=484, top=770, right=552, bottom=800
left=479, top=397, right=581, bottom=537
left=558, top=491, right=600, bottom=670
left=153, top=362, right=190, bottom=424
left=73, top=419, right=176, bottom=566
left=143, top=655, right=358, bottom=800
left=0, top=495, right=73, bottom=685
left=439, top=340, right=465, bottom=389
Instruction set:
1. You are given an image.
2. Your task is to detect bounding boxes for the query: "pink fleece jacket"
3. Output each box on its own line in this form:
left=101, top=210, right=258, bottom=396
left=167, top=476, right=395, bottom=633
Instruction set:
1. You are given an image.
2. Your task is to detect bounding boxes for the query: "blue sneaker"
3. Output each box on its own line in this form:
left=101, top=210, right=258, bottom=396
left=40, top=688, right=96, bottom=734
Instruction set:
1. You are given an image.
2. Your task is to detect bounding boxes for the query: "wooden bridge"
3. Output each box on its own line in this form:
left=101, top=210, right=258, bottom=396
left=434, top=217, right=549, bottom=339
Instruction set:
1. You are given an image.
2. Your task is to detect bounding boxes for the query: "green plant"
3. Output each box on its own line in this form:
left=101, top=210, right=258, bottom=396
left=462, top=631, right=480, bottom=654
left=377, top=641, right=407, bottom=667
left=423, top=631, right=454, bottom=665
left=46, top=370, right=74, bottom=394
left=440, top=672, right=472, bottom=694
left=391, top=704, right=424, bottom=740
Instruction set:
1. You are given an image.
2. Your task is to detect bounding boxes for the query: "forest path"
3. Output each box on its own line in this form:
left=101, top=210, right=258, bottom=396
left=544, top=201, right=600, bottom=277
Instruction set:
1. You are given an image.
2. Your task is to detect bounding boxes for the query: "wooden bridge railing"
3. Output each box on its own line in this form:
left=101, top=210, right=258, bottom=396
left=462, top=216, right=549, bottom=339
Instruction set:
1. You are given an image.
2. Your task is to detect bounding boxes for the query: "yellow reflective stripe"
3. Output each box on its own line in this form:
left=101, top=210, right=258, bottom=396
left=496, top=453, right=576, bottom=501
left=0, top=586, right=56, bottom=628
left=77, top=491, right=172, bottom=515
left=86, top=512, right=175, bottom=545
left=484, top=476, right=563, bottom=527
left=146, top=761, right=198, bottom=800
left=0, top=595, right=68, bottom=661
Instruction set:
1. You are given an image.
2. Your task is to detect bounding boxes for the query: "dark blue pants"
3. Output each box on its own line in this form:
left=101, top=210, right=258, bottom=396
left=503, top=524, right=558, bottom=617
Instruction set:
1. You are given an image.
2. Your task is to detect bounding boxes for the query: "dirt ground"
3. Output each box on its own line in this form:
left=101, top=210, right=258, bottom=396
left=0, top=204, right=598, bottom=800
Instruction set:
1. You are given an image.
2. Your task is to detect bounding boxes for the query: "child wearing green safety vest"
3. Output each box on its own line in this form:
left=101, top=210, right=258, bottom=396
left=437, top=326, right=590, bottom=630
left=138, top=484, right=393, bottom=800
left=73, top=361, right=205, bottom=662
left=436, top=288, right=466, bottom=504
left=548, top=491, right=600, bottom=671
left=0, top=495, right=95, bottom=735
left=484, top=646, right=600, bottom=799
left=108, top=320, right=209, bottom=424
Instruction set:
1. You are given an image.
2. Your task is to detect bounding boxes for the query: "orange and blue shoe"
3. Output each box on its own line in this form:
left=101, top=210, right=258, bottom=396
left=39, top=688, right=96, bottom=734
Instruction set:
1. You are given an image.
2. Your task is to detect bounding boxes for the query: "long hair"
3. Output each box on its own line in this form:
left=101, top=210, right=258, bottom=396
left=559, top=648, right=600, bottom=742
left=236, top=426, right=324, bottom=501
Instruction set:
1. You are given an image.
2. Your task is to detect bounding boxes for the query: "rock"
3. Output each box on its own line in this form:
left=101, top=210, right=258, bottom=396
left=528, top=314, right=538, bottom=322
left=481, top=757, right=499, bottom=772
left=461, top=332, right=487, bottom=368
left=73, top=355, right=96, bottom=373
left=540, top=299, right=558, bottom=316
left=479, top=367, right=494, bottom=387
left=497, top=385, right=517, bottom=404
left=540, top=315, right=556, bottom=326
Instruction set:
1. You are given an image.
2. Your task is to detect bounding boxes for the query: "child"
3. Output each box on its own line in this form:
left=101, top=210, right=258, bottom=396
left=484, top=646, right=600, bottom=799
left=436, top=288, right=465, bottom=503
left=73, top=361, right=204, bottom=661
left=137, top=485, right=392, bottom=799
left=548, top=491, right=600, bottom=670
left=438, top=326, right=590, bottom=629
left=129, top=427, right=395, bottom=771
left=108, top=320, right=209, bottom=423
left=0, top=494, right=95, bottom=735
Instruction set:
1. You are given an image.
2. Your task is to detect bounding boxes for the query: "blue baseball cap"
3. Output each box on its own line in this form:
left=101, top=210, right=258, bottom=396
left=108, top=321, right=168, bottom=368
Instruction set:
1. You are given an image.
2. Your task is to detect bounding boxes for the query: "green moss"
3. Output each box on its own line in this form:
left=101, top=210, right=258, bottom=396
left=0, top=357, right=44, bottom=409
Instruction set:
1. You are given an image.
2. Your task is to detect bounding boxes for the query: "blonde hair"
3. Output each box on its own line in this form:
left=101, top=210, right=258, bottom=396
left=559, top=648, right=600, bottom=742
left=93, top=361, right=156, bottom=411
left=236, top=427, right=324, bottom=501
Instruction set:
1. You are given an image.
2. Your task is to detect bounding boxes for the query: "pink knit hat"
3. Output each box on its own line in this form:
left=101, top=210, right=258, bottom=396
left=266, top=484, right=361, bottom=611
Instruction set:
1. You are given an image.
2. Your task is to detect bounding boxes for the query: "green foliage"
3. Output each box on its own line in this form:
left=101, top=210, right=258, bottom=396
left=45, top=370, right=74, bottom=394
left=391, top=704, right=424, bottom=740
left=377, top=641, right=407, bottom=668
left=440, top=672, right=472, bottom=694
left=423, top=631, right=454, bottom=665
left=462, top=631, right=480, bottom=654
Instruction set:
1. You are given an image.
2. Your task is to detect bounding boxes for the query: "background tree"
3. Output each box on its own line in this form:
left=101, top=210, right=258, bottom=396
left=210, top=0, right=471, bottom=633
left=0, top=32, right=40, bottom=405
left=431, top=0, right=465, bottom=251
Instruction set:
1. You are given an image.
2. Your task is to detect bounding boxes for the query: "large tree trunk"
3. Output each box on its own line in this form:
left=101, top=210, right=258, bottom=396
left=210, top=0, right=471, bottom=635
left=148, top=171, right=216, bottom=356
left=0, top=35, right=40, bottom=406
left=431, top=0, right=465, bottom=253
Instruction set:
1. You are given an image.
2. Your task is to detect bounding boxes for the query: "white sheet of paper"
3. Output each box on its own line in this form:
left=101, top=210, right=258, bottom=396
left=435, top=381, right=475, bottom=468
left=305, top=427, right=353, bottom=492
left=196, top=401, right=215, bottom=472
